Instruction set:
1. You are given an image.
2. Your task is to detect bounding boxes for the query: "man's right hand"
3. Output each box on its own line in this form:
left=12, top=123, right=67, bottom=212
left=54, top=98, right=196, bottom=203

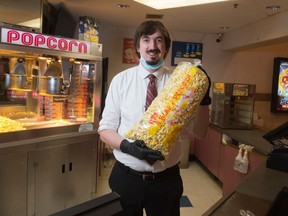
left=120, top=139, right=164, bottom=161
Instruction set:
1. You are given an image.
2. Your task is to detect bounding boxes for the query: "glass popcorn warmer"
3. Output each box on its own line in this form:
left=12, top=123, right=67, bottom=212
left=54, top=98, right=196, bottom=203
left=210, top=82, right=256, bottom=129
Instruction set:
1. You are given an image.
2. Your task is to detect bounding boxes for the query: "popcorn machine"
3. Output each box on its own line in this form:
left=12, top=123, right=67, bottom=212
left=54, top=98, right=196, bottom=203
left=0, top=26, right=103, bottom=133
left=211, top=82, right=256, bottom=129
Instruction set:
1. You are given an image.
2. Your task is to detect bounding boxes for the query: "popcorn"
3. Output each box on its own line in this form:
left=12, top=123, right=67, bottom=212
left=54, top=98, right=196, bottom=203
left=0, top=116, right=26, bottom=133
left=125, top=62, right=209, bottom=159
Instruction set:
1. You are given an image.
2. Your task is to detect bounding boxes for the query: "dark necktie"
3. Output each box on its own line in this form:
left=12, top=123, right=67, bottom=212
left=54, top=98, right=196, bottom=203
left=145, top=74, right=158, bottom=110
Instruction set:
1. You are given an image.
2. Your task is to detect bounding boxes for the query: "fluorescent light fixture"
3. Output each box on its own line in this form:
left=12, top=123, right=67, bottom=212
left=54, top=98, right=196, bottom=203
left=134, top=0, right=231, bottom=10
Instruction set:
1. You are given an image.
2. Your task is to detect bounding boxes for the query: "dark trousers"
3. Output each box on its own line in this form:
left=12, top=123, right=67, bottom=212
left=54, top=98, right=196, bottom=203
left=109, top=161, right=183, bottom=216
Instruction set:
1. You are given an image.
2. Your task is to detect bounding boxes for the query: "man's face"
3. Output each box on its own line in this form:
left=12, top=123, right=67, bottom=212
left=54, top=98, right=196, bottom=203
left=137, top=30, right=166, bottom=65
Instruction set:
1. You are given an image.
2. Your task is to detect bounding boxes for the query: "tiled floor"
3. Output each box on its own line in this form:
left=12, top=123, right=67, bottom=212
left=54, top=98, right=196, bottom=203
left=96, top=160, right=223, bottom=216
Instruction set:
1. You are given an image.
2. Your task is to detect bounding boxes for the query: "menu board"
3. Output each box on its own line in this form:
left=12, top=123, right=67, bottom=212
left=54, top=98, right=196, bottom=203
left=171, top=41, right=203, bottom=66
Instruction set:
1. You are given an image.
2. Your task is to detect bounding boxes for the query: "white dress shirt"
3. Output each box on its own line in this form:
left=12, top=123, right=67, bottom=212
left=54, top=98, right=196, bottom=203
left=98, top=63, right=182, bottom=172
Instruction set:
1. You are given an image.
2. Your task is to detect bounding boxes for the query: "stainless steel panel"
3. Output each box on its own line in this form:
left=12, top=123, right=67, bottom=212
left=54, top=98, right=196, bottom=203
left=32, top=145, right=68, bottom=216
left=0, top=152, right=27, bottom=216
left=93, top=60, right=102, bottom=129
left=25, top=132, right=98, bottom=216
left=5, top=74, right=34, bottom=91
left=37, top=76, right=63, bottom=95
left=66, top=140, right=97, bottom=207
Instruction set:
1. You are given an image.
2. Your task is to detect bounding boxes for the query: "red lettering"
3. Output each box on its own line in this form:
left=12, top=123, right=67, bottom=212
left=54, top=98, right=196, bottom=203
left=58, top=39, right=68, bottom=50
left=47, top=37, right=57, bottom=49
left=7, top=30, right=20, bottom=43
left=22, top=33, right=33, bottom=45
left=78, top=42, right=88, bottom=54
left=4, top=28, right=90, bottom=54
left=69, top=41, right=78, bottom=51
left=35, top=35, right=45, bottom=46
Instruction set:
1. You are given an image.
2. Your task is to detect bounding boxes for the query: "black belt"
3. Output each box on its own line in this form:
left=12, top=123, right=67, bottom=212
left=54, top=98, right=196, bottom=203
left=116, top=161, right=179, bottom=181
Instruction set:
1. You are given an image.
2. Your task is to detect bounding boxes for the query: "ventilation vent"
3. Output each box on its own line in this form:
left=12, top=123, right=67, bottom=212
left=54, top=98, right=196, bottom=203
left=145, top=14, right=164, bottom=19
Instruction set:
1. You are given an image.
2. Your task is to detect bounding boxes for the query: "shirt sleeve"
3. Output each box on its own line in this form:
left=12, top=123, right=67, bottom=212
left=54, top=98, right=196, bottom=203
left=98, top=77, right=121, bottom=132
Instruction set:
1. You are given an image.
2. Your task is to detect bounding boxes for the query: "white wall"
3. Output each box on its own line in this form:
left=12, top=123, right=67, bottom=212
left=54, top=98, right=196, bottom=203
left=98, top=24, right=288, bottom=131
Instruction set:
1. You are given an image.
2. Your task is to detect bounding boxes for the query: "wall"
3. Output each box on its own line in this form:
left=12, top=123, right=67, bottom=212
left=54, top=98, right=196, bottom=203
left=98, top=24, right=287, bottom=131
left=219, top=43, right=288, bottom=130
left=223, top=10, right=288, bottom=51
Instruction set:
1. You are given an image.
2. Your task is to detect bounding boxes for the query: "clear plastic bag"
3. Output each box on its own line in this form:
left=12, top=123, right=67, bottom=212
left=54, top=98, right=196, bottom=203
left=125, top=62, right=209, bottom=159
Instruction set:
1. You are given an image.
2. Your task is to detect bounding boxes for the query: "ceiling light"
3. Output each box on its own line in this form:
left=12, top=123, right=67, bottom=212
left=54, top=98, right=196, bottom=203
left=117, top=4, right=130, bottom=8
left=134, top=0, right=231, bottom=10
left=266, top=5, right=280, bottom=11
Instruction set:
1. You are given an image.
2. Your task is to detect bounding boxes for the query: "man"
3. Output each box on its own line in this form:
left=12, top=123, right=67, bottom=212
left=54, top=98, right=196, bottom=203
left=98, top=20, right=211, bottom=216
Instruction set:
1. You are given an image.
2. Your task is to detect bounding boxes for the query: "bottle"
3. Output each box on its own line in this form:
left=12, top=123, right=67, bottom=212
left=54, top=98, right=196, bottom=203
left=238, top=145, right=254, bottom=174
left=234, top=144, right=245, bottom=171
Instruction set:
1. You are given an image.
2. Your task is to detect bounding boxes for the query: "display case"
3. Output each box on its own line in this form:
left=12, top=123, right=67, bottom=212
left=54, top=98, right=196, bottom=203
left=0, top=25, right=103, bottom=134
left=211, top=82, right=256, bottom=129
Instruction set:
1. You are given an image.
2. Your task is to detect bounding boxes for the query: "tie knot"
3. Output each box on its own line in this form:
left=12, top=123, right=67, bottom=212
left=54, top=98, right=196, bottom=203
left=147, top=74, right=156, bottom=81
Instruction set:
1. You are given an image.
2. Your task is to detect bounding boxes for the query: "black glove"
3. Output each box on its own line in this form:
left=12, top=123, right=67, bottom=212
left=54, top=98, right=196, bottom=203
left=120, top=139, right=164, bottom=161
left=197, top=65, right=212, bottom=106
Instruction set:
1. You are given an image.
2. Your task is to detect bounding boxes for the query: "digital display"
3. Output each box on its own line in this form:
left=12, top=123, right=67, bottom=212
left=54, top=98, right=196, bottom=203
left=271, top=58, right=288, bottom=112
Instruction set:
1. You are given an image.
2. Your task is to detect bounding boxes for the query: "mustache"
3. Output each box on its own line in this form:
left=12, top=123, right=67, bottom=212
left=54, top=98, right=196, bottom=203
left=147, top=49, right=160, bottom=54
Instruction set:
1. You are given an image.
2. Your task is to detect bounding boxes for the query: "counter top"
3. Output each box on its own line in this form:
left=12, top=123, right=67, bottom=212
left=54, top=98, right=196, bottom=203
left=235, top=162, right=288, bottom=201
left=203, top=162, right=288, bottom=215
left=210, top=124, right=273, bottom=155
left=0, top=124, right=98, bottom=155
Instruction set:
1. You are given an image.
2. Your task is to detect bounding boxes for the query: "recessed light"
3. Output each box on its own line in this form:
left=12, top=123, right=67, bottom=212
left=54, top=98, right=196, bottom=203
left=219, top=26, right=230, bottom=30
left=266, top=5, right=280, bottom=11
left=117, top=4, right=130, bottom=8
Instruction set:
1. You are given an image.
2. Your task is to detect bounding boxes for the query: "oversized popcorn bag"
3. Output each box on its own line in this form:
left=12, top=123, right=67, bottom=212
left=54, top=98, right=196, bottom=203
left=125, top=62, right=209, bottom=159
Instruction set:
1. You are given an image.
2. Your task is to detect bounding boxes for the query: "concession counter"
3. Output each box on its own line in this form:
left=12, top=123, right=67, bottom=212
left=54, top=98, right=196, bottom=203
left=0, top=25, right=103, bottom=216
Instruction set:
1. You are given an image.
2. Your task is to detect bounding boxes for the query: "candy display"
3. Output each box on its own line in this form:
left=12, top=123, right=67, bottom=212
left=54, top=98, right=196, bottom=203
left=125, top=62, right=209, bottom=159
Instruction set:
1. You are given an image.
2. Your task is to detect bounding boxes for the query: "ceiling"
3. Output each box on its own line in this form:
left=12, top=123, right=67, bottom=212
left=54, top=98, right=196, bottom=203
left=1, top=0, right=288, bottom=34
left=47, top=0, right=288, bottom=34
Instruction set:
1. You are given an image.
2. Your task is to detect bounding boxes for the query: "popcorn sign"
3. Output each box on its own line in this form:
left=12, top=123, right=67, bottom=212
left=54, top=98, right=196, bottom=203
left=1, top=28, right=90, bottom=54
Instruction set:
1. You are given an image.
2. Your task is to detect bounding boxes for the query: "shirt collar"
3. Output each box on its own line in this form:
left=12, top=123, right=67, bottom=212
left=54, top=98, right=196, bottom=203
left=138, top=62, right=166, bottom=80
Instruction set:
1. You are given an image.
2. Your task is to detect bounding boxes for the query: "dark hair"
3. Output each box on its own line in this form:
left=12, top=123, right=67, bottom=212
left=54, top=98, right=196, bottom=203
left=134, top=20, right=171, bottom=58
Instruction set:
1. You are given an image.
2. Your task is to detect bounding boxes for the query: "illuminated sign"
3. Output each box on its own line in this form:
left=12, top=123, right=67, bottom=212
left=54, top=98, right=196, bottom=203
left=1, top=28, right=90, bottom=54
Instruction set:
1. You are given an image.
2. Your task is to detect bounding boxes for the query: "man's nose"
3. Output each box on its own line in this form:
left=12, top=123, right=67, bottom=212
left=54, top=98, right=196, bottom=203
left=149, top=40, right=158, bottom=49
